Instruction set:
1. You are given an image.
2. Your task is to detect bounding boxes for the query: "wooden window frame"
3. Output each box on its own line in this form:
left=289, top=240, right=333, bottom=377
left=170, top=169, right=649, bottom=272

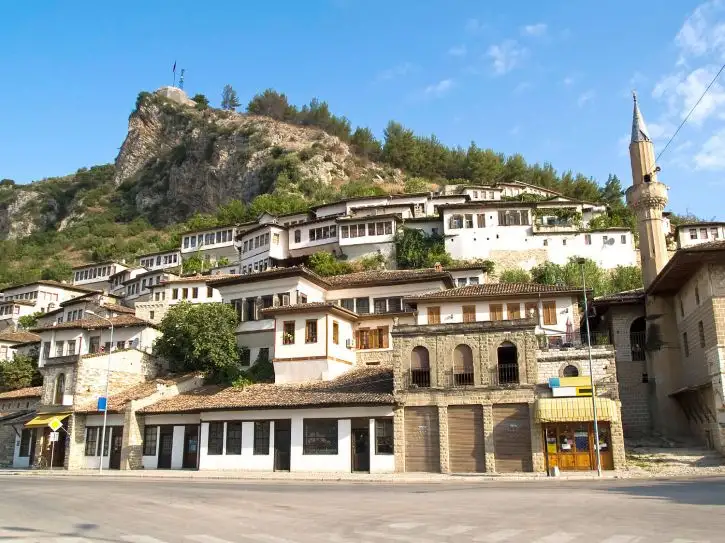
left=375, top=418, right=394, bottom=455
left=489, top=303, right=503, bottom=322
left=85, top=427, right=99, bottom=456
left=283, top=321, right=295, bottom=345
left=305, top=319, right=318, bottom=343
left=542, top=301, right=557, bottom=326
left=427, top=306, right=441, bottom=324
left=462, top=305, right=476, bottom=323
left=507, top=303, right=521, bottom=320
left=332, top=321, right=339, bottom=345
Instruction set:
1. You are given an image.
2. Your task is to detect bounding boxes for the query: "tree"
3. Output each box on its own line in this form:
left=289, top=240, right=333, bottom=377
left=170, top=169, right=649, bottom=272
left=191, top=94, right=209, bottom=110
left=382, top=121, right=420, bottom=171
left=221, top=84, right=241, bottom=111
left=499, top=268, right=532, bottom=283
left=404, top=177, right=430, bottom=194
left=530, top=261, right=565, bottom=285
left=609, top=265, right=643, bottom=293
left=154, top=302, right=241, bottom=383
left=18, top=312, right=41, bottom=330
left=350, top=127, right=382, bottom=161
left=394, top=228, right=451, bottom=269
left=307, top=251, right=353, bottom=276
left=0, top=179, right=15, bottom=187
left=247, top=89, right=296, bottom=121
left=40, top=260, right=72, bottom=282
left=600, top=174, right=625, bottom=208
left=0, top=355, right=41, bottom=392
left=182, top=254, right=205, bottom=275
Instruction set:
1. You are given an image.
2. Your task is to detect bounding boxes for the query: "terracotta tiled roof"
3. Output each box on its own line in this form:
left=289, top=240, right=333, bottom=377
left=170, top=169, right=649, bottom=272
left=593, top=288, right=645, bottom=305
left=75, top=374, right=201, bottom=413
left=406, top=282, right=584, bottom=300
left=31, top=315, right=153, bottom=333
left=261, top=302, right=359, bottom=320
left=0, top=299, right=36, bottom=306
left=0, top=280, right=100, bottom=294
left=0, top=386, right=42, bottom=400
left=0, top=330, right=41, bottom=344
left=163, top=273, right=239, bottom=284
left=326, top=268, right=454, bottom=289
left=139, top=367, right=393, bottom=414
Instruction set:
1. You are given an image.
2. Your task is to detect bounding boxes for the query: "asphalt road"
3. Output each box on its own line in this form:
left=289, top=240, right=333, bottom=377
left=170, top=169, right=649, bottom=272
left=0, top=476, right=724, bottom=542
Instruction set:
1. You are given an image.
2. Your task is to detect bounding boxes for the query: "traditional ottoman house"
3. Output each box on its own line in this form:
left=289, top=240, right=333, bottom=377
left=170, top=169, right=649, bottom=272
left=0, top=386, right=42, bottom=468
left=392, top=283, right=625, bottom=473
left=0, top=330, right=40, bottom=361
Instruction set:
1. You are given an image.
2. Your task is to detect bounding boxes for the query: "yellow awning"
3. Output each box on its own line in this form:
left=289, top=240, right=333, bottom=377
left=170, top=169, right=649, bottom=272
left=24, top=413, right=70, bottom=428
left=535, top=398, right=619, bottom=423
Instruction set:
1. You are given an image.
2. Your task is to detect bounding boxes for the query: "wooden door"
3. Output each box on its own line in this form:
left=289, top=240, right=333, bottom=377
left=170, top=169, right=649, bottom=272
left=157, top=426, right=174, bottom=469
left=448, top=405, right=485, bottom=473
left=274, top=420, right=291, bottom=471
left=351, top=428, right=370, bottom=472
left=182, top=425, right=199, bottom=469
left=404, top=407, right=440, bottom=472
left=492, top=404, right=532, bottom=472
left=109, top=427, right=123, bottom=470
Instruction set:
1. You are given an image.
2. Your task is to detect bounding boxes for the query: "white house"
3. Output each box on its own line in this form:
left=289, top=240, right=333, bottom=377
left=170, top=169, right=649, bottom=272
left=72, top=262, right=129, bottom=291
left=0, top=280, right=95, bottom=330
left=138, top=250, right=181, bottom=272
left=109, top=267, right=147, bottom=298
left=35, top=292, right=130, bottom=329
left=0, top=330, right=40, bottom=361
left=676, top=222, right=725, bottom=249
left=237, top=224, right=289, bottom=274
left=179, top=225, right=240, bottom=265
left=122, top=270, right=179, bottom=306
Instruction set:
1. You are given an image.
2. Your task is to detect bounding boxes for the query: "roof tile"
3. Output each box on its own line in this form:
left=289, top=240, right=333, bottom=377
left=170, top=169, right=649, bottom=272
left=0, top=330, right=41, bottom=344
left=0, top=386, right=42, bottom=400
left=31, top=315, right=152, bottom=333
left=407, top=282, right=583, bottom=300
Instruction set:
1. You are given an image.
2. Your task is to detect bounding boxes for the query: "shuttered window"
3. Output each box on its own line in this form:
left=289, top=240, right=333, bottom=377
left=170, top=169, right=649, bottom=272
left=489, top=304, right=503, bottom=321
left=462, top=305, right=476, bottom=323
left=507, top=303, right=521, bottom=319
left=355, top=327, right=389, bottom=350
left=542, top=301, right=557, bottom=325
left=428, top=306, right=441, bottom=324
left=525, top=302, right=538, bottom=320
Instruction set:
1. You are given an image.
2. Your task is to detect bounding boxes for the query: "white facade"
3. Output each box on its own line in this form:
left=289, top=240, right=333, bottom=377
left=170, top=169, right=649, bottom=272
left=123, top=271, right=178, bottom=305
left=134, top=278, right=225, bottom=324
left=138, top=251, right=181, bottom=271
left=180, top=226, right=238, bottom=263
left=676, top=223, right=725, bottom=249
left=238, top=225, right=288, bottom=274
left=72, top=262, right=128, bottom=290
left=0, top=282, right=87, bottom=314
left=109, top=267, right=147, bottom=297
left=0, top=301, right=36, bottom=331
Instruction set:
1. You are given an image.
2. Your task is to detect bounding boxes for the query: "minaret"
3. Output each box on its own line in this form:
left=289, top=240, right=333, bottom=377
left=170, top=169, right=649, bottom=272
left=626, top=92, right=670, bottom=288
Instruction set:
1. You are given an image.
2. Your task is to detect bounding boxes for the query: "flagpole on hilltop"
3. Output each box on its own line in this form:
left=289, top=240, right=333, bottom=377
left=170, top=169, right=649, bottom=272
left=172, top=61, right=177, bottom=87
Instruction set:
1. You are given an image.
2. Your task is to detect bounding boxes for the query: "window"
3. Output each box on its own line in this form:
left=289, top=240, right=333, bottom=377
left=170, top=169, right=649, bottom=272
left=465, top=214, right=474, bottom=228
left=542, top=301, right=557, bottom=325
left=19, top=429, right=32, bottom=457
left=584, top=234, right=592, bottom=245
left=253, top=421, right=270, bottom=455
left=477, top=214, right=486, bottom=228
left=388, top=297, right=403, bottom=312
left=695, top=286, right=700, bottom=305
left=699, top=321, right=706, bottom=348
left=385, top=222, right=393, bottom=235
left=332, top=321, right=339, bottom=344
left=562, top=239, right=567, bottom=246
left=368, top=223, right=376, bottom=236
left=67, top=340, right=76, bottom=355
left=330, top=225, right=337, bottom=237
left=226, top=422, right=242, bottom=455
left=243, top=240, right=248, bottom=253
left=621, top=235, right=627, bottom=244
left=207, top=422, right=224, bottom=455
left=207, top=286, right=214, bottom=298
left=498, top=210, right=529, bottom=226
left=85, top=427, right=99, bottom=456
left=427, top=306, right=441, bottom=324
left=563, top=365, right=579, bottom=377
left=272, top=233, right=279, bottom=245
left=375, top=419, right=394, bottom=454
left=172, top=288, right=179, bottom=300
left=192, top=287, right=199, bottom=298
left=373, top=298, right=387, bottom=314
left=283, top=321, right=295, bottom=344
left=299, top=293, right=307, bottom=303
left=355, top=326, right=389, bottom=350
left=240, top=348, right=251, bottom=367
left=449, top=215, right=463, bottom=229
left=264, top=233, right=270, bottom=246
left=341, top=226, right=349, bottom=238
left=507, top=303, right=521, bottom=319
left=376, top=222, right=385, bottom=235
left=340, top=298, right=355, bottom=312
left=55, top=341, right=64, bottom=357
left=683, top=332, right=689, bottom=357
left=701, top=228, right=709, bottom=239
left=462, top=305, right=476, bottom=323
left=711, top=227, right=719, bottom=239
left=355, top=297, right=370, bottom=314
left=143, top=426, right=157, bottom=456
left=410, top=346, right=430, bottom=387
left=689, top=228, right=698, bottom=240
left=489, top=304, right=503, bottom=321
left=303, top=419, right=338, bottom=455
left=305, top=319, right=318, bottom=343
left=457, top=278, right=467, bottom=287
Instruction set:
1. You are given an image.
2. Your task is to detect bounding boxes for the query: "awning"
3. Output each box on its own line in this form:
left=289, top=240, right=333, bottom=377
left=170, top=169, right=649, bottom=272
left=24, top=413, right=70, bottom=428
left=0, top=411, right=35, bottom=426
left=535, top=398, right=619, bottom=423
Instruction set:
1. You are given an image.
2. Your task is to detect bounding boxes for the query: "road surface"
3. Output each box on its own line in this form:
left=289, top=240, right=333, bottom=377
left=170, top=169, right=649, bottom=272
left=0, top=475, right=723, bottom=542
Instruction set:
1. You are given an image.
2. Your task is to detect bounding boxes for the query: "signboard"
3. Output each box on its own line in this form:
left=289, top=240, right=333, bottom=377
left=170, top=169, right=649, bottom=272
left=97, top=397, right=107, bottom=412
left=48, top=418, right=63, bottom=432
left=49, top=431, right=59, bottom=442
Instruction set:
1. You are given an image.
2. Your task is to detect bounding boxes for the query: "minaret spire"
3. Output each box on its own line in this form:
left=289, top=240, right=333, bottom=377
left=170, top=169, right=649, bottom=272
left=631, top=91, right=651, bottom=143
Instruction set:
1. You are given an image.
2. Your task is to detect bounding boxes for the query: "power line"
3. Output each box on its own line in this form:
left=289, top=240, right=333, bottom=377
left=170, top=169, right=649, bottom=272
left=657, top=62, right=725, bottom=161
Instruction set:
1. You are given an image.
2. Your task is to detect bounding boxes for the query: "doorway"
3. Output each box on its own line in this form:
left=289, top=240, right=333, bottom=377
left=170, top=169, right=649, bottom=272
left=109, top=427, right=123, bottom=469
left=157, top=426, right=174, bottom=469
left=351, top=419, right=370, bottom=472
left=274, top=420, right=291, bottom=471
left=182, top=425, right=199, bottom=469
left=543, top=422, right=613, bottom=471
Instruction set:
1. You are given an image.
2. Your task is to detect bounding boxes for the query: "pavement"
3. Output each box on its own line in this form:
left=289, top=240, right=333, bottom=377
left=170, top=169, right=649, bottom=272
left=1, top=475, right=724, bottom=542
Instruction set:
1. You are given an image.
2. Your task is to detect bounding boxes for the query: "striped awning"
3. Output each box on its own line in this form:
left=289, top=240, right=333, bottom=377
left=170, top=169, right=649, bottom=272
left=535, top=397, right=619, bottom=423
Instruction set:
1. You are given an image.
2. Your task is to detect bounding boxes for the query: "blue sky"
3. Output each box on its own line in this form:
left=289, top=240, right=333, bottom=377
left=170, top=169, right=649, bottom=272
left=1, top=1, right=721, bottom=218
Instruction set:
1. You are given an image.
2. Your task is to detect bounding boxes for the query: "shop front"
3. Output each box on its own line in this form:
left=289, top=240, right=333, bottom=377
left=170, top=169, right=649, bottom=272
left=536, top=397, right=620, bottom=472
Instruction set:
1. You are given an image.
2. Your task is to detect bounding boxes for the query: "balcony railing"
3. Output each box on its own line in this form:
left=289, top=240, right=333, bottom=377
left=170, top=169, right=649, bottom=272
left=492, top=363, right=520, bottom=386
left=537, top=329, right=612, bottom=350
left=630, top=332, right=646, bottom=361
left=404, top=369, right=431, bottom=388
left=44, top=354, right=81, bottom=365
left=404, top=365, right=523, bottom=389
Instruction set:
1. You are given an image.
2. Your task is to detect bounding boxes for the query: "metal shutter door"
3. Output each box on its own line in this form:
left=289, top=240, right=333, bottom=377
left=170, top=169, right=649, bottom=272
left=448, top=405, right=485, bottom=473
left=493, top=404, right=533, bottom=472
left=404, top=407, right=440, bottom=472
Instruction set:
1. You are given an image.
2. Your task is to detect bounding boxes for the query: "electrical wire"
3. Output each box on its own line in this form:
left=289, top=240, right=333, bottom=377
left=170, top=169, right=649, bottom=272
left=656, top=62, right=725, bottom=161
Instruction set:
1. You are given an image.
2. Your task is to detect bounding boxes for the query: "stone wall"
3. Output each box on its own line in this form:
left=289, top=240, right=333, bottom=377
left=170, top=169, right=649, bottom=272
left=536, top=347, right=618, bottom=397
left=489, top=249, right=549, bottom=274
left=0, top=425, right=16, bottom=467
left=356, top=349, right=393, bottom=367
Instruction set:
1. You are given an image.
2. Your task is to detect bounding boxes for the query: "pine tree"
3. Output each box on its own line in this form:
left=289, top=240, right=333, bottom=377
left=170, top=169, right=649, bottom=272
left=221, top=84, right=241, bottom=111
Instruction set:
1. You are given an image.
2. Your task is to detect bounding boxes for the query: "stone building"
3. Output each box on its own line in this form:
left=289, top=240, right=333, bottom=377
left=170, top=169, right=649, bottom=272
left=0, top=386, right=42, bottom=468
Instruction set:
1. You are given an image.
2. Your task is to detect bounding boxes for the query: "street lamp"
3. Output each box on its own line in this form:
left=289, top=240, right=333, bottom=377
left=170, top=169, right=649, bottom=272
left=576, top=258, right=602, bottom=477
left=85, top=310, right=114, bottom=474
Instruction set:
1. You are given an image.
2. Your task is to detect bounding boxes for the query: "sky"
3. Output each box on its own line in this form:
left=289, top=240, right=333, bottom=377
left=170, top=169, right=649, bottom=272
left=1, top=0, right=722, bottom=219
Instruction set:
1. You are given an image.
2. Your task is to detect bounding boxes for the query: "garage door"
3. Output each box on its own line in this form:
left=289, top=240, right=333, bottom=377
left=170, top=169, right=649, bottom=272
left=493, top=403, right=532, bottom=472
left=404, top=407, right=440, bottom=472
left=448, top=405, right=485, bottom=473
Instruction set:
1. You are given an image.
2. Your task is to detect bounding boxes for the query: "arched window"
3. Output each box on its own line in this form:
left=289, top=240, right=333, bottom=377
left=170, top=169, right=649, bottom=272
left=54, top=373, right=65, bottom=405
left=453, top=344, right=474, bottom=386
left=630, top=317, right=646, bottom=361
left=562, top=365, right=579, bottom=377
left=497, top=342, right=519, bottom=384
left=410, top=346, right=430, bottom=387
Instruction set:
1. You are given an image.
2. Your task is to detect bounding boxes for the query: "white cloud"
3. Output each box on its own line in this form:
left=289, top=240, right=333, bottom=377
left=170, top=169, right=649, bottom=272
left=487, top=40, right=527, bottom=75
left=695, top=128, right=725, bottom=169
left=448, top=45, right=467, bottom=57
left=653, top=66, right=725, bottom=124
left=675, top=0, right=725, bottom=58
left=509, top=125, right=521, bottom=136
left=563, top=75, right=575, bottom=86
left=514, top=81, right=532, bottom=94
left=465, top=18, right=484, bottom=34
left=521, top=23, right=547, bottom=37
left=423, top=79, right=455, bottom=98
left=647, top=121, right=677, bottom=142
left=577, top=90, right=595, bottom=107
left=375, top=62, right=415, bottom=82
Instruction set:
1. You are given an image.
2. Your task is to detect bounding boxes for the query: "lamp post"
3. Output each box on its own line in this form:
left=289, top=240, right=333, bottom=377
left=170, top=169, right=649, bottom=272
left=85, top=310, right=114, bottom=474
left=576, top=258, right=602, bottom=477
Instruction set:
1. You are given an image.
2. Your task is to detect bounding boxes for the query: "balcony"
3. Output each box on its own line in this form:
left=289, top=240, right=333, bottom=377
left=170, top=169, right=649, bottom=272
left=44, top=354, right=81, bottom=365
left=536, top=329, right=612, bottom=351
left=404, top=369, right=431, bottom=388
left=403, top=364, right=523, bottom=389
left=533, top=221, right=579, bottom=234
left=630, top=331, right=646, bottom=361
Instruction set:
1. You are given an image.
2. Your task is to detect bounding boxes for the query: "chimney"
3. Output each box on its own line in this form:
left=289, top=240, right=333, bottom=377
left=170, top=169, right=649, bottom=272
left=434, top=262, right=443, bottom=272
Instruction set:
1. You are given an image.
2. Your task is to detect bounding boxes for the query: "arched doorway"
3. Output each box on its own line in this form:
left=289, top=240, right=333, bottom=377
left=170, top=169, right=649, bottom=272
left=497, top=342, right=519, bottom=384
left=54, top=373, right=65, bottom=405
left=562, top=365, right=579, bottom=377
left=630, top=317, right=646, bottom=361
left=410, top=346, right=431, bottom=387
left=453, top=344, right=474, bottom=386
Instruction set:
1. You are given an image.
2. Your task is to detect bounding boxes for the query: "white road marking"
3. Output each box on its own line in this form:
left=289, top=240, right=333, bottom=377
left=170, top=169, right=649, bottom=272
left=388, top=522, right=424, bottom=530
left=532, top=532, right=579, bottom=543
left=473, top=529, right=524, bottom=542
left=121, top=536, right=169, bottom=543
left=432, top=525, right=475, bottom=536
left=187, top=536, right=236, bottom=543
left=600, top=536, right=643, bottom=543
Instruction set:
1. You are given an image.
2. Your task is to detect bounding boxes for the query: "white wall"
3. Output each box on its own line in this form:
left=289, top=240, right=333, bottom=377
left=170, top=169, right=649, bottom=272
left=288, top=220, right=338, bottom=253
left=12, top=426, right=31, bottom=468
left=677, top=224, right=725, bottom=248
left=83, top=426, right=120, bottom=470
